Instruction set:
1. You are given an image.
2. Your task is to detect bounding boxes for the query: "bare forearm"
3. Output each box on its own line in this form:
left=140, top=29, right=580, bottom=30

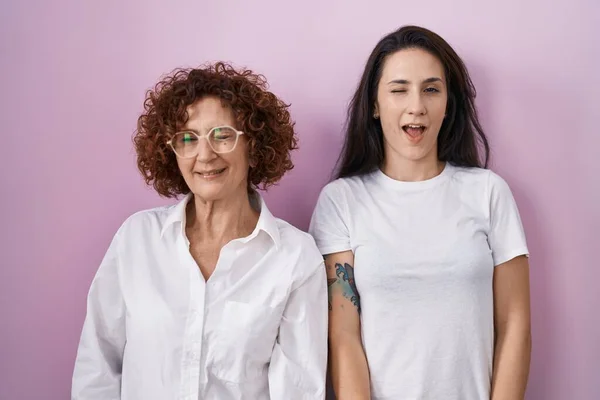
left=330, top=336, right=371, bottom=399
left=491, top=328, right=531, bottom=400
left=324, top=253, right=370, bottom=399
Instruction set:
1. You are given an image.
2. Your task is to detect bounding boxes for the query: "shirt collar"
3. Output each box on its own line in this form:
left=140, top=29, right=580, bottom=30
left=251, top=192, right=281, bottom=249
left=159, top=192, right=281, bottom=249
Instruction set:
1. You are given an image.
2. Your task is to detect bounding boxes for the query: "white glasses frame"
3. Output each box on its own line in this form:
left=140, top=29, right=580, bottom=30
left=167, top=125, right=245, bottom=158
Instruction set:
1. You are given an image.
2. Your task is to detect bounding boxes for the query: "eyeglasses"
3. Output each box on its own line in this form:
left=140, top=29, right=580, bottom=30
left=167, top=125, right=245, bottom=158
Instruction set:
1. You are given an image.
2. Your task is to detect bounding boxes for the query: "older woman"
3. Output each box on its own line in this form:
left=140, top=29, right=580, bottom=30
left=72, top=62, right=327, bottom=400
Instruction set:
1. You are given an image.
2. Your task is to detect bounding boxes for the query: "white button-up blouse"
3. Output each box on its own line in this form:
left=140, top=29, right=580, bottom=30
left=72, top=194, right=328, bottom=400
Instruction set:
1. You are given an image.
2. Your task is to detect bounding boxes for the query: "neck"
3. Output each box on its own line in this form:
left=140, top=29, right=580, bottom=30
left=382, top=152, right=445, bottom=182
left=186, top=188, right=259, bottom=243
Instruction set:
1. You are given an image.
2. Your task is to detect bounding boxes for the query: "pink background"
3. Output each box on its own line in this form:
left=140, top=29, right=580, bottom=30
left=1, top=0, right=598, bottom=399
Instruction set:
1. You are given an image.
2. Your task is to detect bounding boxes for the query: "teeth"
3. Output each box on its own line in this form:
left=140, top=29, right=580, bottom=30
left=406, top=124, right=423, bottom=129
left=200, top=168, right=225, bottom=176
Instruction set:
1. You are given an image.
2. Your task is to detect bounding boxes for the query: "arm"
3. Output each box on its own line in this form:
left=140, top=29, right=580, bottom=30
left=490, top=255, right=532, bottom=400
left=326, top=251, right=371, bottom=399
left=269, top=262, right=329, bottom=400
left=72, top=232, right=126, bottom=400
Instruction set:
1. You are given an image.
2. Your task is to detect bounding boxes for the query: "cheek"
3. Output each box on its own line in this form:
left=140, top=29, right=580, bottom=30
left=428, top=98, right=447, bottom=122
left=380, top=122, right=402, bottom=146
left=378, top=93, right=401, bottom=114
left=223, top=151, right=250, bottom=176
left=176, top=158, right=194, bottom=175
left=380, top=104, right=398, bottom=118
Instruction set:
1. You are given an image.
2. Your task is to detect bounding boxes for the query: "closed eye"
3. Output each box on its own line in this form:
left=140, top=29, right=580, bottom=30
left=391, top=89, right=406, bottom=93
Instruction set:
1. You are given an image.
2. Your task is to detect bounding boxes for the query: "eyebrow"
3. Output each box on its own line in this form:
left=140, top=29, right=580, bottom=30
left=180, top=124, right=229, bottom=132
left=388, top=77, right=443, bottom=84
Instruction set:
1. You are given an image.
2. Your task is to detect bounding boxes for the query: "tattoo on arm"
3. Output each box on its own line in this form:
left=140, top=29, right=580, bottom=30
left=327, top=262, right=361, bottom=313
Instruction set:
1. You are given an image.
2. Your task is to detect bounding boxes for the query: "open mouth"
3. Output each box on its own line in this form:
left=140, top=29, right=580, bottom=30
left=196, top=167, right=227, bottom=178
left=402, top=124, right=426, bottom=141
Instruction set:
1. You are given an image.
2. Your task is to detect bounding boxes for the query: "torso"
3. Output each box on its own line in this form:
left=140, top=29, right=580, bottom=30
left=103, top=194, right=327, bottom=399
left=310, top=163, right=522, bottom=400
left=353, top=166, right=495, bottom=399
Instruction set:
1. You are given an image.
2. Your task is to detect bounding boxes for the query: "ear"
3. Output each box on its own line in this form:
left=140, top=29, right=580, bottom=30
left=249, top=156, right=258, bottom=168
left=373, top=102, right=380, bottom=119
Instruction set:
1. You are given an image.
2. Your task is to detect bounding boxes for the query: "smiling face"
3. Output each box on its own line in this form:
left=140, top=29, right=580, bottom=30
left=175, top=96, right=250, bottom=202
left=374, top=48, right=448, bottom=166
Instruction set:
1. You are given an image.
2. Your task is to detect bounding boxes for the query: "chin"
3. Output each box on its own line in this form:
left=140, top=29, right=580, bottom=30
left=189, top=185, right=227, bottom=202
left=189, top=182, right=249, bottom=203
left=399, top=150, right=427, bottom=162
left=401, top=143, right=437, bottom=160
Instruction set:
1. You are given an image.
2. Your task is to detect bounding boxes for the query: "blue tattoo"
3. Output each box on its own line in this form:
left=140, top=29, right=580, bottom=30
left=334, top=263, right=361, bottom=313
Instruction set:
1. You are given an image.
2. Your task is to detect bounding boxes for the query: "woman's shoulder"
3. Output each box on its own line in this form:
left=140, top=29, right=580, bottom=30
left=317, top=173, right=373, bottom=200
left=275, top=218, right=321, bottom=253
left=449, top=164, right=506, bottom=187
left=270, top=218, right=324, bottom=284
left=449, top=165, right=515, bottom=204
left=114, top=202, right=180, bottom=239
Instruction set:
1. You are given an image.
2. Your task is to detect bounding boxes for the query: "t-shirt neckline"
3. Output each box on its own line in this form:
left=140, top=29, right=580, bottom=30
left=374, top=162, right=454, bottom=191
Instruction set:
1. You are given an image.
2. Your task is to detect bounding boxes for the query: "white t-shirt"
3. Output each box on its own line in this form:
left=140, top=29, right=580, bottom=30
left=309, top=163, right=529, bottom=400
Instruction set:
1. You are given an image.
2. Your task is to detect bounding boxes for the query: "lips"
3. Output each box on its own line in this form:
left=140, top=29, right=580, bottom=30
left=195, top=167, right=226, bottom=177
left=402, top=124, right=426, bottom=138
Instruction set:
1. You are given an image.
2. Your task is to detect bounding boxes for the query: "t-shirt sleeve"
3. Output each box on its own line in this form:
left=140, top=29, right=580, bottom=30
left=487, top=171, right=529, bottom=266
left=308, top=182, right=352, bottom=256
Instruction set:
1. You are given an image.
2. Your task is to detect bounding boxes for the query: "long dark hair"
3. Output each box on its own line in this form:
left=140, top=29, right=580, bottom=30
left=336, top=25, right=490, bottom=179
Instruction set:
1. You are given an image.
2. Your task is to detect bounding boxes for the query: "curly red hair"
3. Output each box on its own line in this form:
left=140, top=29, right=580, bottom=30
left=133, top=62, right=298, bottom=197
